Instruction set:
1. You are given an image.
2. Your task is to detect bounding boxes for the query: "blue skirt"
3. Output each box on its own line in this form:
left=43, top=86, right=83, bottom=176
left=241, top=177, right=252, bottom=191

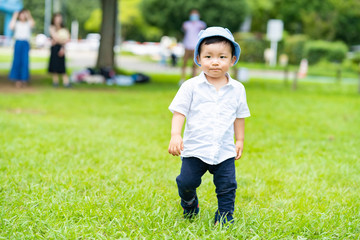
left=9, top=40, right=30, bottom=81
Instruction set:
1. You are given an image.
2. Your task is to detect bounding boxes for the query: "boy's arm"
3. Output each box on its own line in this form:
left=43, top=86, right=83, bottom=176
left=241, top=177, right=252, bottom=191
left=168, top=111, right=185, bottom=156
left=234, top=118, right=245, bottom=160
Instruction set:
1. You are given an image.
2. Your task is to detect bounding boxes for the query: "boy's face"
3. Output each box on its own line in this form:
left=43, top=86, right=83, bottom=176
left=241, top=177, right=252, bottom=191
left=197, top=42, right=236, bottom=81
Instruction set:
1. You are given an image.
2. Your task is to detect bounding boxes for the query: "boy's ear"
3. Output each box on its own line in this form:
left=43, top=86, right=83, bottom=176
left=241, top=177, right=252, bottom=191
left=196, top=55, right=201, bottom=66
left=231, top=56, right=237, bottom=66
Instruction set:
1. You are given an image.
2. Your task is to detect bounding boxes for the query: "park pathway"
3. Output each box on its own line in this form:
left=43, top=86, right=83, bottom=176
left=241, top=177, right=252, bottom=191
left=0, top=46, right=288, bottom=78
left=0, top=47, right=357, bottom=84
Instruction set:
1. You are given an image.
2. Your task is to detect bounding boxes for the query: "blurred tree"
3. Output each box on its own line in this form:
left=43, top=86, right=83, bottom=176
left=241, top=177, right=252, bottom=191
left=245, top=0, right=275, bottom=33
left=247, top=0, right=336, bottom=36
left=64, top=0, right=100, bottom=38
left=22, top=0, right=98, bottom=37
left=280, top=0, right=336, bottom=40
left=121, top=0, right=162, bottom=41
left=24, top=0, right=46, bottom=34
left=85, top=0, right=162, bottom=42
left=96, top=0, right=117, bottom=68
left=331, top=0, right=360, bottom=46
left=141, top=0, right=249, bottom=37
left=246, top=0, right=360, bottom=46
left=0, top=11, right=4, bottom=34
left=84, top=9, right=102, bottom=33
left=301, top=10, right=336, bottom=41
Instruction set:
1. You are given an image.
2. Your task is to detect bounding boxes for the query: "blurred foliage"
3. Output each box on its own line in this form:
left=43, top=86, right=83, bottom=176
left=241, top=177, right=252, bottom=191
left=0, top=13, right=4, bottom=34
left=301, top=11, right=336, bottom=41
left=120, top=0, right=141, bottom=23
left=246, top=0, right=276, bottom=33
left=121, top=18, right=162, bottom=42
left=84, top=0, right=162, bottom=42
left=304, top=40, right=348, bottom=65
left=283, top=35, right=308, bottom=65
left=350, top=52, right=360, bottom=65
left=246, top=0, right=360, bottom=46
left=19, top=0, right=99, bottom=38
left=84, top=9, right=102, bottom=33
left=141, top=0, right=249, bottom=37
left=64, top=0, right=100, bottom=38
left=234, top=32, right=268, bottom=63
left=23, top=0, right=47, bottom=34
left=332, top=0, right=360, bottom=46
left=1, top=0, right=358, bottom=46
left=119, top=0, right=162, bottom=41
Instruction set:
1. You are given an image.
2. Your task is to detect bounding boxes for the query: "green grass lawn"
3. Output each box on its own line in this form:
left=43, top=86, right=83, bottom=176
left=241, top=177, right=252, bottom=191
left=0, top=55, right=48, bottom=63
left=237, top=61, right=359, bottom=79
left=1, top=76, right=360, bottom=239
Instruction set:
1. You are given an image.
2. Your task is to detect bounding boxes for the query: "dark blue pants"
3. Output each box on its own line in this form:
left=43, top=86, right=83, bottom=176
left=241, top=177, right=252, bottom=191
left=176, top=157, right=237, bottom=217
left=9, top=40, right=30, bottom=81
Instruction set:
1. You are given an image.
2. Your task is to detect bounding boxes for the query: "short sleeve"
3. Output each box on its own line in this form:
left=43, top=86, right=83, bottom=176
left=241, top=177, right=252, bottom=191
left=236, top=88, right=251, bottom=118
left=201, top=21, right=207, bottom=29
left=169, top=81, right=193, bottom=117
left=182, top=21, right=189, bottom=31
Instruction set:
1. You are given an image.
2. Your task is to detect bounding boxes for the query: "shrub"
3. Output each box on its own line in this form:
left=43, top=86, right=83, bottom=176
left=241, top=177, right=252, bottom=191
left=350, top=52, right=360, bottom=65
left=304, top=40, right=348, bottom=65
left=234, top=32, right=268, bottom=63
left=283, top=35, right=308, bottom=65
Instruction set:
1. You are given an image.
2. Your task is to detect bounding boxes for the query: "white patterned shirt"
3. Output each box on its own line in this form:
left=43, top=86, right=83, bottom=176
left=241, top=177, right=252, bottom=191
left=14, top=21, right=32, bottom=41
left=169, top=72, right=250, bottom=165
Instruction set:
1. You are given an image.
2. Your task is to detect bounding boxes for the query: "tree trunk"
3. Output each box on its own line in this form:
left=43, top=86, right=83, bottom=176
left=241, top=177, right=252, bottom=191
left=96, top=0, right=117, bottom=69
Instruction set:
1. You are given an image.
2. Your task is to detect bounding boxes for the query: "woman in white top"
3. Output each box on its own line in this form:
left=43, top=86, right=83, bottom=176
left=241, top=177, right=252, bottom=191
left=8, top=9, right=35, bottom=88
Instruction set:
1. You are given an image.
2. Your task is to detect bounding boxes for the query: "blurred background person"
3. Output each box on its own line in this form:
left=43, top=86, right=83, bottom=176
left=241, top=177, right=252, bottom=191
left=180, top=9, right=206, bottom=84
left=48, top=13, right=70, bottom=88
left=8, top=9, right=35, bottom=88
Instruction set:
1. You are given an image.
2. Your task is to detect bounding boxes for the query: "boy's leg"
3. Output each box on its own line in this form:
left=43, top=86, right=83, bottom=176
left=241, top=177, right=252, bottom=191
left=211, top=157, right=237, bottom=224
left=176, top=157, right=207, bottom=215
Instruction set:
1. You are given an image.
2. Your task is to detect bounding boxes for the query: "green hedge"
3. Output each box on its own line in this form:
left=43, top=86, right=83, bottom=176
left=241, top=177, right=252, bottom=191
left=304, top=40, right=348, bottom=65
left=350, top=52, right=360, bottom=65
left=234, top=32, right=268, bottom=63
left=233, top=33, right=348, bottom=65
left=283, top=35, right=308, bottom=65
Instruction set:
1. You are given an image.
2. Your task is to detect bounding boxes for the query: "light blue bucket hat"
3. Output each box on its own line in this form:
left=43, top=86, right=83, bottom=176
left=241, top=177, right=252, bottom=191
left=193, top=26, right=241, bottom=67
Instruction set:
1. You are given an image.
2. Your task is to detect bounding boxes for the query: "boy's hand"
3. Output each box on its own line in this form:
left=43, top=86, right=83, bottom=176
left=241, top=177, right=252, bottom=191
left=235, top=141, right=244, bottom=160
left=168, top=135, right=184, bottom=156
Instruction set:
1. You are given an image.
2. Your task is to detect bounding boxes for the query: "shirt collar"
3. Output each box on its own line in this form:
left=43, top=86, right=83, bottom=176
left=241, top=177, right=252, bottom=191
left=199, top=72, right=236, bottom=87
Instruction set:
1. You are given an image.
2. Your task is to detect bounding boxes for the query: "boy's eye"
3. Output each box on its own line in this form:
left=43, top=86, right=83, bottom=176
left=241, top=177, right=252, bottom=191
left=220, top=56, right=227, bottom=59
left=204, top=56, right=211, bottom=58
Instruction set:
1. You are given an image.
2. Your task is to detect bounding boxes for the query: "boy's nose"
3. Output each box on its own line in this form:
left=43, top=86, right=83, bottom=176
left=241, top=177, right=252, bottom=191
left=211, top=58, right=219, bottom=65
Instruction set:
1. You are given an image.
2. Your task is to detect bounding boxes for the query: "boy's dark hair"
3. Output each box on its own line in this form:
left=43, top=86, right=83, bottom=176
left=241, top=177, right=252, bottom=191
left=198, top=36, right=235, bottom=57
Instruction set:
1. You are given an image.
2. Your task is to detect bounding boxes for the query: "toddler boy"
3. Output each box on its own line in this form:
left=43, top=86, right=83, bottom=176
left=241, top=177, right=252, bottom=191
left=168, top=27, right=250, bottom=225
